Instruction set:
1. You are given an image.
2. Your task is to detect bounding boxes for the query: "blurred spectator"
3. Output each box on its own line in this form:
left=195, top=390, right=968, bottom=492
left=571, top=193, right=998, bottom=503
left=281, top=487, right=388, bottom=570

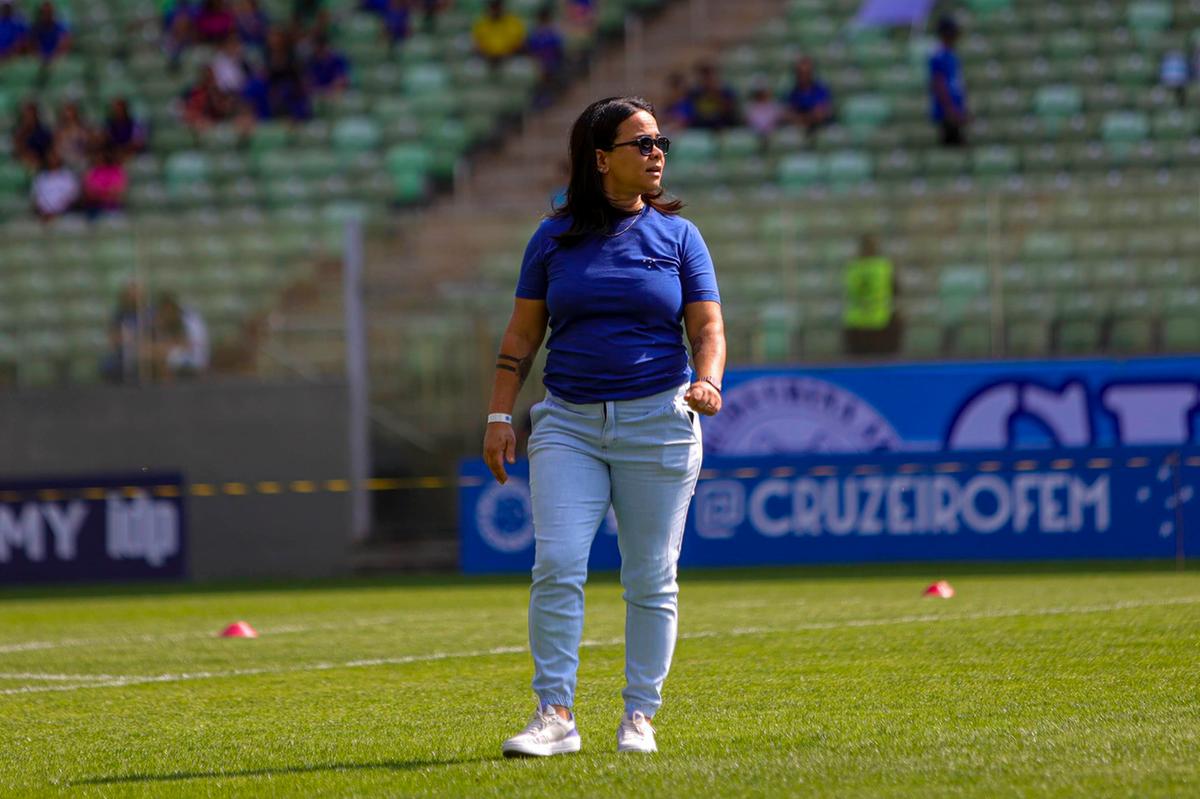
left=104, top=98, right=148, bottom=159
left=292, top=0, right=324, bottom=26
left=565, top=0, right=595, bottom=28
left=264, top=28, right=311, bottom=120
left=380, top=0, right=412, bottom=48
left=662, top=71, right=693, bottom=129
left=472, top=0, right=525, bottom=64
left=241, top=63, right=273, bottom=119
left=686, top=61, right=739, bottom=130
left=234, top=0, right=269, bottom=49
left=785, top=56, right=833, bottom=138
left=1161, top=50, right=1190, bottom=108
left=12, top=100, right=54, bottom=169
left=53, top=101, right=96, bottom=171
left=195, top=0, right=235, bottom=42
left=744, top=78, right=784, bottom=141
left=929, top=15, right=968, bottom=147
left=307, top=34, right=349, bottom=94
left=31, top=150, right=80, bottom=221
left=102, top=281, right=149, bottom=384
left=417, top=0, right=446, bottom=33
left=30, top=1, right=70, bottom=62
left=162, top=0, right=195, bottom=68
left=526, top=6, right=565, bottom=81
left=842, top=233, right=900, bottom=357
left=0, top=0, right=29, bottom=60
left=182, top=65, right=235, bottom=130
left=152, top=293, right=210, bottom=379
left=211, top=34, right=250, bottom=93
left=82, top=145, right=129, bottom=216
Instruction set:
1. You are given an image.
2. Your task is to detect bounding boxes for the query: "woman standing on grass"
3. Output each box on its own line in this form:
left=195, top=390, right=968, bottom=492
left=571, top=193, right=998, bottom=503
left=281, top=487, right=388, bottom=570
left=482, top=96, right=725, bottom=756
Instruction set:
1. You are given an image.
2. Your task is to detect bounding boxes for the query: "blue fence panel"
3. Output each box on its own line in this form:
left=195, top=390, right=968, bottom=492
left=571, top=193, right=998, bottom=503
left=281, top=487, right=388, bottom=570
left=460, top=448, right=1198, bottom=573
left=706, top=357, right=1200, bottom=454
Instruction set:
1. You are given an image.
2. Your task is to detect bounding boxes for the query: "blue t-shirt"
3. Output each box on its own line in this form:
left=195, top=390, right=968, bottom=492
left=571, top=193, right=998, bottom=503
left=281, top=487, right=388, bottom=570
left=31, top=20, right=66, bottom=57
left=0, top=16, right=28, bottom=55
left=928, top=47, right=966, bottom=121
left=786, top=81, right=831, bottom=114
left=515, top=207, right=721, bottom=403
left=308, top=51, right=348, bottom=88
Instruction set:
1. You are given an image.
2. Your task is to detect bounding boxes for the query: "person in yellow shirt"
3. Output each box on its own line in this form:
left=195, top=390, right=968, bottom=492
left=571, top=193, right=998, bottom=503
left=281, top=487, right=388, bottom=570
left=842, top=233, right=901, bottom=356
left=473, top=0, right=526, bottom=63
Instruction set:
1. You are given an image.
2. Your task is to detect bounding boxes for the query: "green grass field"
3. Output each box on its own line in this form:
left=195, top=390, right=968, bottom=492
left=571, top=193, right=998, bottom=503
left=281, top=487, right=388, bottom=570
left=2, top=563, right=1198, bottom=797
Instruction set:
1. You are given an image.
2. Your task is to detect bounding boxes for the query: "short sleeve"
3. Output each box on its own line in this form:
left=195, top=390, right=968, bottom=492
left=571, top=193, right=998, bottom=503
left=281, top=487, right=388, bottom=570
left=515, top=222, right=549, bottom=300
left=679, top=220, right=721, bottom=305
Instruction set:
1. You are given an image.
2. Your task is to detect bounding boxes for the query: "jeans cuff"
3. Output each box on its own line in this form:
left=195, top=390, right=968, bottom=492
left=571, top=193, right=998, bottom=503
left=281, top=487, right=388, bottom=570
left=537, top=694, right=572, bottom=710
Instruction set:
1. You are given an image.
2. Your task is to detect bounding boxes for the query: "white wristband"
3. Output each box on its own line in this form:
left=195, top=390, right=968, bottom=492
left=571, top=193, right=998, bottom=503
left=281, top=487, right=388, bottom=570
left=487, top=413, right=513, bottom=425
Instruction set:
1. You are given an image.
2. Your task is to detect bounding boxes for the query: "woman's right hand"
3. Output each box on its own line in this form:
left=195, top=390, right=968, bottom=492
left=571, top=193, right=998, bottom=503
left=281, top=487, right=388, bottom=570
left=483, top=422, right=517, bottom=484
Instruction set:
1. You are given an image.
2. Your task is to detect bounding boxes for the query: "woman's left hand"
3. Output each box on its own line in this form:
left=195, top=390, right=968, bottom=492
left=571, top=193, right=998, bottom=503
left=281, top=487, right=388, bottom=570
left=684, top=381, right=722, bottom=416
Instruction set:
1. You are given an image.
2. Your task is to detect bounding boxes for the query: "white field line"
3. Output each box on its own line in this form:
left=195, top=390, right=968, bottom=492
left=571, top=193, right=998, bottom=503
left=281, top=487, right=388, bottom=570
left=2, top=595, right=1198, bottom=698
left=0, top=615, right=412, bottom=655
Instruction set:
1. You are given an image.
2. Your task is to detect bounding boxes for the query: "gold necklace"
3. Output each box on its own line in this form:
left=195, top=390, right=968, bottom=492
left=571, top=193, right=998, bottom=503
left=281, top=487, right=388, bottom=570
left=605, top=205, right=646, bottom=237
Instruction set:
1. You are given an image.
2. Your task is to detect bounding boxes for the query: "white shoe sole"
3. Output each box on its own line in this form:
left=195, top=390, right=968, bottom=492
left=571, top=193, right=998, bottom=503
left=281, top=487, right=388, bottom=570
left=502, top=735, right=582, bottom=758
left=616, top=739, right=657, bottom=753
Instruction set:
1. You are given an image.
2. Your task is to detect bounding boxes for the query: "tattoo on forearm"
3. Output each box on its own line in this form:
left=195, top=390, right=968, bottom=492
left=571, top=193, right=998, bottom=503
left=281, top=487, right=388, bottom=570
left=497, top=352, right=535, bottom=385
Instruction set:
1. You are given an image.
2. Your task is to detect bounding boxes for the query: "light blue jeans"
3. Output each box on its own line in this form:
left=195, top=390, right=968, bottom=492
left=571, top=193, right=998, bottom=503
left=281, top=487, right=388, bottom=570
left=526, top=382, right=703, bottom=716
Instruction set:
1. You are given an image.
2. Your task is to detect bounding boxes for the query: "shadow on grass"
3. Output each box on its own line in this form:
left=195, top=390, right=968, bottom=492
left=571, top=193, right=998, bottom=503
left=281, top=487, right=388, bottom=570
left=74, top=755, right=501, bottom=785
left=3, top=559, right=1192, bottom=603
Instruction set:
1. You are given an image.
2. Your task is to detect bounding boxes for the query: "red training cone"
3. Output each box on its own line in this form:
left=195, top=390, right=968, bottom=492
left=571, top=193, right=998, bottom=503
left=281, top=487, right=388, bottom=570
left=220, top=621, right=258, bottom=638
left=922, top=580, right=955, bottom=599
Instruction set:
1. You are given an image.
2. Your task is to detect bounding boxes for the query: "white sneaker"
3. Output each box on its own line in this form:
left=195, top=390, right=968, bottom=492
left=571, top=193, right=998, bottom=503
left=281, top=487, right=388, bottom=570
left=502, top=704, right=582, bottom=758
left=616, top=710, right=657, bottom=753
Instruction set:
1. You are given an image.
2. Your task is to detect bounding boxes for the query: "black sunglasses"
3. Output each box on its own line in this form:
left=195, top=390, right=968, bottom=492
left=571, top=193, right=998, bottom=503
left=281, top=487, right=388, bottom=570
left=609, top=135, right=671, bottom=156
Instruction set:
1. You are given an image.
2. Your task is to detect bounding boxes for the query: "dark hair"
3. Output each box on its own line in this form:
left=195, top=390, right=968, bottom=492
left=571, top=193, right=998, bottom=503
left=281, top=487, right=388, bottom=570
left=551, top=96, right=683, bottom=247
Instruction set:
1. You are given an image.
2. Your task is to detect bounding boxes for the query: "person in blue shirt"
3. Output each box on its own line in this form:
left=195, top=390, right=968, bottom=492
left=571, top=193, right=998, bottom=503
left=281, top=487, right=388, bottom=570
left=30, top=1, right=69, bottom=62
left=0, top=1, right=29, bottom=60
left=525, top=6, right=564, bottom=80
left=686, top=61, right=739, bottom=129
left=380, top=0, right=411, bottom=47
left=929, top=15, right=968, bottom=146
left=785, top=56, right=833, bottom=138
left=306, top=35, right=349, bottom=94
left=233, top=0, right=269, bottom=51
left=485, top=96, right=725, bottom=757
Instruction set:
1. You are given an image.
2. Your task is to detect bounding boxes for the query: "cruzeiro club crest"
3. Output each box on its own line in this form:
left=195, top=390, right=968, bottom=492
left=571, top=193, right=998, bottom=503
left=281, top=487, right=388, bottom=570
left=702, top=375, right=902, bottom=454
left=475, top=477, right=535, bottom=553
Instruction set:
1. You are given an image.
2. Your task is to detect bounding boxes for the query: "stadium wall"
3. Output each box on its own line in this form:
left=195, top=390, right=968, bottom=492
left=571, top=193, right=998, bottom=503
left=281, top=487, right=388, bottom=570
left=0, top=381, right=352, bottom=582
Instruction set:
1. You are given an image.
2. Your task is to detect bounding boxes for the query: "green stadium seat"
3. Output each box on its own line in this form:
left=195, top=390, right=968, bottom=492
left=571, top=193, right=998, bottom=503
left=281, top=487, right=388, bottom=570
left=1152, top=109, right=1197, bottom=140
left=1128, top=1, right=1172, bottom=38
left=1023, top=231, right=1073, bottom=261
left=1162, top=317, right=1200, bottom=352
left=948, top=323, right=992, bottom=358
left=972, top=145, right=1019, bottom=178
left=332, top=117, right=382, bottom=156
left=842, top=94, right=891, bottom=131
left=825, top=150, right=872, bottom=186
left=164, top=151, right=211, bottom=190
left=1056, top=319, right=1102, bottom=354
left=1103, top=112, right=1150, bottom=145
left=902, top=323, right=943, bottom=358
left=1035, top=85, right=1083, bottom=118
left=778, top=154, right=822, bottom=192
left=1005, top=319, right=1050, bottom=356
left=938, top=265, right=988, bottom=321
left=718, top=128, right=761, bottom=159
left=1108, top=317, right=1155, bottom=353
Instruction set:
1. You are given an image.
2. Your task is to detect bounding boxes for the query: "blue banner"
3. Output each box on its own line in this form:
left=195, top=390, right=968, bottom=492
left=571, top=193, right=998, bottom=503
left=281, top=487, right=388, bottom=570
left=460, top=448, right=1199, bottom=573
left=705, top=356, right=1200, bottom=455
left=0, top=474, right=187, bottom=584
